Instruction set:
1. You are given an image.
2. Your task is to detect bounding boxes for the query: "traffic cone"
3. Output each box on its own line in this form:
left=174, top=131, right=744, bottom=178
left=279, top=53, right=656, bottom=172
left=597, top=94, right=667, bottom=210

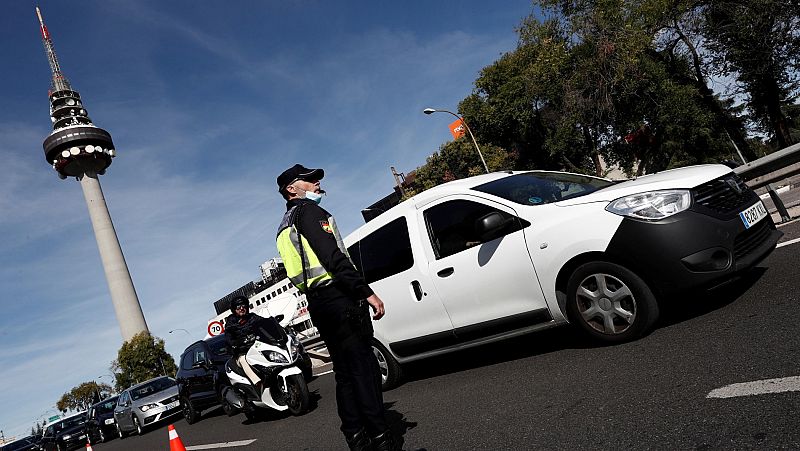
left=168, top=424, right=187, bottom=451
left=86, top=442, right=93, bottom=451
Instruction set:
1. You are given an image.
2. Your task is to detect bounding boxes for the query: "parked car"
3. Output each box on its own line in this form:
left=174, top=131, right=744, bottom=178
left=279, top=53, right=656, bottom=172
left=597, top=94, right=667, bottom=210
left=0, top=435, right=38, bottom=451
left=176, top=335, right=233, bottom=424
left=39, top=412, right=87, bottom=451
left=344, top=165, right=782, bottom=389
left=113, top=376, right=180, bottom=437
left=85, top=395, right=119, bottom=444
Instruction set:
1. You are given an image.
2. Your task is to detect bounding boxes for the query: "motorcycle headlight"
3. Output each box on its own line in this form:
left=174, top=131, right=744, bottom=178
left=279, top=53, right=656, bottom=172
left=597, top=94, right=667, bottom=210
left=139, top=403, right=159, bottom=412
left=264, top=351, right=289, bottom=363
left=62, top=434, right=71, bottom=440
left=606, top=190, right=691, bottom=220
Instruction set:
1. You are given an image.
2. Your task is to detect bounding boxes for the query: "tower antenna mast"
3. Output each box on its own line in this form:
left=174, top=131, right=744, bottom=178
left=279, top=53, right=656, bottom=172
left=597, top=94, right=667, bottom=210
left=35, top=7, right=149, bottom=341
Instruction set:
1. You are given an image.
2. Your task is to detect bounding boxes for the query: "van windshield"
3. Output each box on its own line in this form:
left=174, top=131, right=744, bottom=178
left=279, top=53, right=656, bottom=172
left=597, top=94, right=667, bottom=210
left=472, top=172, right=614, bottom=206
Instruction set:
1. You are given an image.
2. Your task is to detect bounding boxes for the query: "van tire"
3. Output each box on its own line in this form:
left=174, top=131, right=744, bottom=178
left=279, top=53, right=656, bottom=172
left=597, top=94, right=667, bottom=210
left=566, top=261, right=658, bottom=343
left=371, top=339, right=402, bottom=391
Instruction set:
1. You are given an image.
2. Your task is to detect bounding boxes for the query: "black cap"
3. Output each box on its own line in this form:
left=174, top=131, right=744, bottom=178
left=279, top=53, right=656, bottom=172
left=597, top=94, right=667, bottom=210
left=277, top=164, right=324, bottom=193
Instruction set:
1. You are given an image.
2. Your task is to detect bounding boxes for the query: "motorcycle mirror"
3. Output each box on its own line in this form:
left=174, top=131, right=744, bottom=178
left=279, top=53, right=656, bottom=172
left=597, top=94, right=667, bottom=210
left=274, top=314, right=285, bottom=323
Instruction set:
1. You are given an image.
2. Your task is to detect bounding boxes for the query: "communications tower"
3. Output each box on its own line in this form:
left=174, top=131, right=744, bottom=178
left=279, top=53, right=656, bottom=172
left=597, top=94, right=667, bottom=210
left=36, top=7, right=148, bottom=341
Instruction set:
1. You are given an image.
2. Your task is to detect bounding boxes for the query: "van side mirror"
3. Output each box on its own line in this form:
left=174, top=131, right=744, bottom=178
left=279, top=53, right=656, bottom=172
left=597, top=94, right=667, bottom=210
left=475, top=212, right=516, bottom=242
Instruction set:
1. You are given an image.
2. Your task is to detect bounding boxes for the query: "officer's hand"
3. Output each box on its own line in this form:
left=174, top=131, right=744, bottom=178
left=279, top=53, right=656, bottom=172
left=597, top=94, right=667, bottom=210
left=366, top=294, right=385, bottom=320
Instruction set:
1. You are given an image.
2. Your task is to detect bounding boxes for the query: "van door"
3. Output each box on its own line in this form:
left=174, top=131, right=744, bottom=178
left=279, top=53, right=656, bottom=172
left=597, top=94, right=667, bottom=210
left=421, top=196, right=549, bottom=336
left=349, top=214, right=455, bottom=357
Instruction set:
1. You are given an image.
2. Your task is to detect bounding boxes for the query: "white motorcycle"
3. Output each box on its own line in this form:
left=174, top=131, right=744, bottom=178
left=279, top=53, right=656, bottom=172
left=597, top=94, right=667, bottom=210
left=221, top=314, right=312, bottom=420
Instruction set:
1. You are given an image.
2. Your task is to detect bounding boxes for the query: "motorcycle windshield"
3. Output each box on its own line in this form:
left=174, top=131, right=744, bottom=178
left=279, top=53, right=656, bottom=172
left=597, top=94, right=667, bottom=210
left=254, top=316, right=287, bottom=346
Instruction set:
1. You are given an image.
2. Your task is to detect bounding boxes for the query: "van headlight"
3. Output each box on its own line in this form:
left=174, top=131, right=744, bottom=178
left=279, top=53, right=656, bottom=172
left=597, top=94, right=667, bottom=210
left=606, top=190, right=691, bottom=220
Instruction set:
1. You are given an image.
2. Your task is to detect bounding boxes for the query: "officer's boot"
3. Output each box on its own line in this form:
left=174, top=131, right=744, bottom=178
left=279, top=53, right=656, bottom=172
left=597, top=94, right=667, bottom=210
left=371, top=429, right=401, bottom=451
left=345, top=429, right=371, bottom=451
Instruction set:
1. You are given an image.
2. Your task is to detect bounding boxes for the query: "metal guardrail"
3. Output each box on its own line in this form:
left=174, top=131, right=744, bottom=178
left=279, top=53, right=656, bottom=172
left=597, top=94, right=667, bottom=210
left=734, top=142, right=800, bottom=222
left=734, top=142, right=800, bottom=189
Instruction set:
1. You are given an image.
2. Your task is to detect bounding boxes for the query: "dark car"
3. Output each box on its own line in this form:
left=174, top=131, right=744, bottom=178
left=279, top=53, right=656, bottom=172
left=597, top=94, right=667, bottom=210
left=176, top=334, right=233, bottom=424
left=39, top=412, right=87, bottom=451
left=85, top=395, right=119, bottom=444
left=0, top=435, right=38, bottom=451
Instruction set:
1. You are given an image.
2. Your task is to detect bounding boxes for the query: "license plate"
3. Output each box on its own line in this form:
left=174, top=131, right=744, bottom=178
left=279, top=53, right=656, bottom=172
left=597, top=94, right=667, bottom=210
left=739, top=201, right=768, bottom=229
left=104, top=418, right=115, bottom=425
left=165, top=400, right=179, bottom=409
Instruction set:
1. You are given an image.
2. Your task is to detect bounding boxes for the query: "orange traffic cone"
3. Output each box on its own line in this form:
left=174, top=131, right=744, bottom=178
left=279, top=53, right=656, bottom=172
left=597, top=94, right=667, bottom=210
left=168, top=424, right=187, bottom=451
left=86, top=442, right=93, bottom=451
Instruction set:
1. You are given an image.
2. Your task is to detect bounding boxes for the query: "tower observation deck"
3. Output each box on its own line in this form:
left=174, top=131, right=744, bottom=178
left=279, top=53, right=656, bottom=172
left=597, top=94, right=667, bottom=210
left=36, top=7, right=148, bottom=341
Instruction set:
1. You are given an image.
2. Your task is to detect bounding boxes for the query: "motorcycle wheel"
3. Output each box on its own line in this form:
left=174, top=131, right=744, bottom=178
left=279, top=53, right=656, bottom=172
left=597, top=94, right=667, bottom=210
left=117, top=423, right=125, bottom=440
left=98, top=427, right=106, bottom=443
left=285, top=374, right=310, bottom=415
left=220, top=393, right=236, bottom=417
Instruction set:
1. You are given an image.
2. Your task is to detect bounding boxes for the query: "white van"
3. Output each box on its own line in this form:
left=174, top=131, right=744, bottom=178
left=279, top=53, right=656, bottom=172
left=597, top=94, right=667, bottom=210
left=344, top=165, right=781, bottom=389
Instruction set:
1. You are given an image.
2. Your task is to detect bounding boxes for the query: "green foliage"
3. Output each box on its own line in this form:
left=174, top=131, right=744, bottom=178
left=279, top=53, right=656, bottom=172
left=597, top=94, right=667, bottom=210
left=56, top=381, right=113, bottom=413
left=111, top=332, right=177, bottom=391
left=702, top=0, right=800, bottom=147
left=408, top=0, right=798, bottom=192
left=413, top=139, right=514, bottom=191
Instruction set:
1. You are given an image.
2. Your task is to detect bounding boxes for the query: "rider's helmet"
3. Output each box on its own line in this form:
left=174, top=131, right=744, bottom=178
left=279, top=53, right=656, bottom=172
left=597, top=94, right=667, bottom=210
left=230, top=296, right=250, bottom=314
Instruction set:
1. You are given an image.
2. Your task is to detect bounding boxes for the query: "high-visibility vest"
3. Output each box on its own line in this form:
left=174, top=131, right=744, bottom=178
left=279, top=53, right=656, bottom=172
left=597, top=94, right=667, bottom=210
left=276, top=205, right=335, bottom=293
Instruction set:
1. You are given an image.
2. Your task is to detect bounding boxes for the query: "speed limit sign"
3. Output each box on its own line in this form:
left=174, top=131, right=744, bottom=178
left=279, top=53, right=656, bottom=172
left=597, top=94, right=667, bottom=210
left=207, top=320, right=224, bottom=336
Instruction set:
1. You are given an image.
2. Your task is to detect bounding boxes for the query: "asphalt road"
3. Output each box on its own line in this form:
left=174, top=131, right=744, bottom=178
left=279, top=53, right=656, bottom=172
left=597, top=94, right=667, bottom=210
left=90, top=233, right=800, bottom=451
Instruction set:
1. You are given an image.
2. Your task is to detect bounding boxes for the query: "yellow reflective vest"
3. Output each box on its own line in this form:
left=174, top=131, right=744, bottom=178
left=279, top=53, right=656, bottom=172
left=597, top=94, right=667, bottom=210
left=276, top=205, right=334, bottom=292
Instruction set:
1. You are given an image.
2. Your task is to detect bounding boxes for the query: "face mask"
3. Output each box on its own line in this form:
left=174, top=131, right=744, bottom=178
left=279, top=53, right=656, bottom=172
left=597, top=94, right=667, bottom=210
left=304, top=191, right=323, bottom=204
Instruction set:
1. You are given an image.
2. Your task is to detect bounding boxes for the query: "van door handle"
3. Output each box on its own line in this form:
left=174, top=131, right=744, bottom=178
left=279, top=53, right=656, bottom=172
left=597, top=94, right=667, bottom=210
left=411, top=280, right=424, bottom=300
left=437, top=267, right=455, bottom=277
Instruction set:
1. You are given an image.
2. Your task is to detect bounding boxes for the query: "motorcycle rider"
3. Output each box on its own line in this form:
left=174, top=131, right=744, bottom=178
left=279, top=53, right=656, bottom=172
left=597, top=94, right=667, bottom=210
left=224, top=296, right=264, bottom=393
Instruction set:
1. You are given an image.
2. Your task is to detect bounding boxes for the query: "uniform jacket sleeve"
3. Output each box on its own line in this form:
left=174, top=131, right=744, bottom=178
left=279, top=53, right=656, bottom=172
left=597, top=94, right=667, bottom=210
left=296, top=202, right=374, bottom=299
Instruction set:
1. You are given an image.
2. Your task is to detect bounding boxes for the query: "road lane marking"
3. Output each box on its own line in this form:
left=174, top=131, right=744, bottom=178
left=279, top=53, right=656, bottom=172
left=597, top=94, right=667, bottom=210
left=707, top=376, right=800, bottom=399
left=777, top=237, right=800, bottom=248
left=186, top=439, right=257, bottom=450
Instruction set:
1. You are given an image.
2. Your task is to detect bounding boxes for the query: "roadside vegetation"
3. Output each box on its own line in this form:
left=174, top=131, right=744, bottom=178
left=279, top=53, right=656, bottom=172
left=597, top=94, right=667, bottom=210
left=411, top=0, right=800, bottom=191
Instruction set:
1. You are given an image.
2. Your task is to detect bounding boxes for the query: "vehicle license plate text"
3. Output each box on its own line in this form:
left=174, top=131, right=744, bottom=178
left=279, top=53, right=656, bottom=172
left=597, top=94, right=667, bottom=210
left=165, top=401, right=179, bottom=409
left=740, top=201, right=768, bottom=229
left=104, top=418, right=115, bottom=425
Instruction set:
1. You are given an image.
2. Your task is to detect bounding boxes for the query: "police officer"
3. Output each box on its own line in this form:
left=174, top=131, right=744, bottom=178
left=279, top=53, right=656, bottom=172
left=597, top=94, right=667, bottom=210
left=276, top=164, right=397, bottom=451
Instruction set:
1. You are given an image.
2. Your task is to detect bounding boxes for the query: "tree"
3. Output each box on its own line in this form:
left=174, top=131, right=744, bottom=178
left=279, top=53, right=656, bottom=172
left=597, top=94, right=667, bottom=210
left=412, top=139, right=514, bottom=192
left=703, top=0, right=800, bottom=148
left=56, top=381, right=113, bottom=412
left=111, top=332, right=177, bottom=391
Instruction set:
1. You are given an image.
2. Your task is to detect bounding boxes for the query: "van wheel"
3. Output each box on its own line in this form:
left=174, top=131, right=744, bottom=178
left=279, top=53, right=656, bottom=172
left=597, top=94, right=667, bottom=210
left=566, top=261, right=659, bottom=343
left=371, top=339, right=402, bottom=390
left=182, top=396, right=199, bottom=424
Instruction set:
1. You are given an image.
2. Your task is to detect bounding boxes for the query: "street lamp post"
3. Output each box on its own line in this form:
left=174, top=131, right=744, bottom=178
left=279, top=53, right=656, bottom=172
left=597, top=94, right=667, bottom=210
left=423, top=108, right=489, bottom=174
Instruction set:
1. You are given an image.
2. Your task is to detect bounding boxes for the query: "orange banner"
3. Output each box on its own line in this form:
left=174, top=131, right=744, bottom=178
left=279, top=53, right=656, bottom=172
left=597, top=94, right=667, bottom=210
left=449, top=118, right=466, bottom=139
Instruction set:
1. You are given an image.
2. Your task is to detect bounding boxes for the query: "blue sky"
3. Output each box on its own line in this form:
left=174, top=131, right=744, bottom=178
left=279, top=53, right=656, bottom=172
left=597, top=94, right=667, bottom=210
left=0, top=0, right=535, bottom=438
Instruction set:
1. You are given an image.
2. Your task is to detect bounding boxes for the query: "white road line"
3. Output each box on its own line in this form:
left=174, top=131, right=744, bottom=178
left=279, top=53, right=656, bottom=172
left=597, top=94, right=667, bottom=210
left=707, top=376, right=800, bottom=399
left=777, top=237, right=800, bottom=248
left=186, top=439, right=257, bottom=450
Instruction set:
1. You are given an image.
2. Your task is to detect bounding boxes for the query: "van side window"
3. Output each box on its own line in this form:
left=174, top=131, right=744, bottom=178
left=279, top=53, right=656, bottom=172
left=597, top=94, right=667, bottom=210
left=348, top=217, right=413, bottom=284
left=424, top=199, right=525, bottom=259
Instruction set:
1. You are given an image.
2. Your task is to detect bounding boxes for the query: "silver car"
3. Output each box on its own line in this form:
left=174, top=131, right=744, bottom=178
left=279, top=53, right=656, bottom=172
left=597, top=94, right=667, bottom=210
left=113, top=376, right=180, bottom=437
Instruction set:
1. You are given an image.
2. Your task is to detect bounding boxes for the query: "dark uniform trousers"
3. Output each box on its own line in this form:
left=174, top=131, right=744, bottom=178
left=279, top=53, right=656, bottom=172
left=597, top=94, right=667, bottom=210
left=307, top=284, right=388, bottom=437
